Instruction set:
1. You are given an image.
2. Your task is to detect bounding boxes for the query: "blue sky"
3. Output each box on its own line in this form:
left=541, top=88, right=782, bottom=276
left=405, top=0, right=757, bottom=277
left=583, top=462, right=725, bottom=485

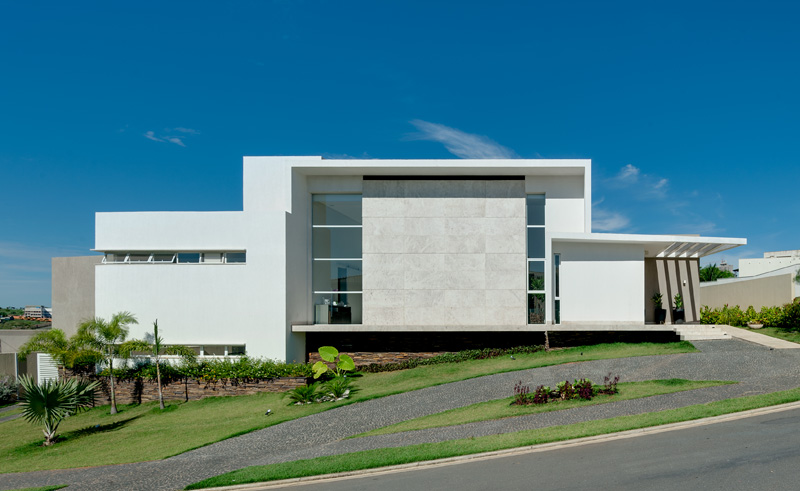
left=2, top=1, right=798, bottom=306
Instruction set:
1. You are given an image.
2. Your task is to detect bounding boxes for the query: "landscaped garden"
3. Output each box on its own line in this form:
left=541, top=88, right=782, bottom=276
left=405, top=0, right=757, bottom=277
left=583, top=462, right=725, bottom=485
left=188, top=387, right=800, bottom=489
left=700, top=299, right=800, bottom=344
left=0, top=341, right=696, bottom=474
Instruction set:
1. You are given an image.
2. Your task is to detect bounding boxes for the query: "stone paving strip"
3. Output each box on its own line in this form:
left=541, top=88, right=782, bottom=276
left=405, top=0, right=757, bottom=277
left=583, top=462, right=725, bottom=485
left=2, top=340, right=800, bottom=491
left=721, top=325, right=800, bottom=349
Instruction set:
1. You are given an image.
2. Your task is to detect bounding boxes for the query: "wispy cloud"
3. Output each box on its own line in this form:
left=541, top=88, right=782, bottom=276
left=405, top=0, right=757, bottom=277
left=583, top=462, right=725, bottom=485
left=606, top=164, right=669, bottom=199
left=592, top=208, right=630, bottom=232
left=408, top=120, right=519, bottom=159
left=144, top=131, right=164, bottom=143
left=143, top=127, right=199, bottom=147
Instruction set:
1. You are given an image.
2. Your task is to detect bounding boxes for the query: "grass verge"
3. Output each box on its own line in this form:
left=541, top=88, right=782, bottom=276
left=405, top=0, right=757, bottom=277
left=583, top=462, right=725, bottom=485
left=187, top=386, right=800, bottom=489
left=354, top=379, right=736, bottom=438
left=0, top=342, right=694, bottom=473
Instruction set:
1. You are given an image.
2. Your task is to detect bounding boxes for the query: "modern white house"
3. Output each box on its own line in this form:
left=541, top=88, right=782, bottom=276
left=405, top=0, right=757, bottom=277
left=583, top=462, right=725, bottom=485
left=76, top=157, right=746, bottom=362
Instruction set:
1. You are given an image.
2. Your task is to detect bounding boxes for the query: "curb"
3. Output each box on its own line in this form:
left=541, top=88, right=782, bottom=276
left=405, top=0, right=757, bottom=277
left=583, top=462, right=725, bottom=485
left=199, top=399, right=800, bottom=490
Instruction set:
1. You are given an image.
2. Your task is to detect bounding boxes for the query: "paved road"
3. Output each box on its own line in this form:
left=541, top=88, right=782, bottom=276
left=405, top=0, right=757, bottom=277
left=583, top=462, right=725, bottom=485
left=268, top=405, right=800, bottom=491
left=2, top=339, right=800, bottom=490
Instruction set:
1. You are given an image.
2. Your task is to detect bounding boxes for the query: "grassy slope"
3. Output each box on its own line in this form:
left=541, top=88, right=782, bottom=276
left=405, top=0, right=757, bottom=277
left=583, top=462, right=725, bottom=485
left=355, top=379, right=736, bottom=438
left=189, top=387, right=800, bottom=489
left=0, top=342, right=695, bottom=473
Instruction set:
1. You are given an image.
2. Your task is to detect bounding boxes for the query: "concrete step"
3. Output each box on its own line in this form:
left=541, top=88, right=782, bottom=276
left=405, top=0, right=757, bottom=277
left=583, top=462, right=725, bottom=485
left=673, top=325, right=732, bottom=341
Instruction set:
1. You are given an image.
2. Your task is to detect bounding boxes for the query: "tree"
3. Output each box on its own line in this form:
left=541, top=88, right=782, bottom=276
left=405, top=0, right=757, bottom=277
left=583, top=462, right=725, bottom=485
left=76, top=312, right=138, bottom=415
left=18, top=375, right=99, bottom=445
left=18, top=329, right=102, bottom=370
left=119, top=320, right=196, bottom=410
left=699, top=263, right=736, bottom=282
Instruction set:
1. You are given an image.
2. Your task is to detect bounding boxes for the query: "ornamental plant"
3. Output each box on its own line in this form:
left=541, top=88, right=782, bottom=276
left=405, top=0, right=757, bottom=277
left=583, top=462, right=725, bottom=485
left=532, top=385, right=550, bottom=404
left=513, top=380, right=531, bottom=405
left=18, top=375, right=99, bottom=446
left=574, top=378, right=594, bottom=400
left=600, top=373, right=620, bottom=395
left=312, top=346, right=355, bottom=379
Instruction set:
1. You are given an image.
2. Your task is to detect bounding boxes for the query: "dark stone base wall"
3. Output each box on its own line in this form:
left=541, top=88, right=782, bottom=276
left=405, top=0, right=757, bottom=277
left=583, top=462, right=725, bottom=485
left=61, top=369, right=307, bottom=405
left=306, top=331, right=681, bottom=366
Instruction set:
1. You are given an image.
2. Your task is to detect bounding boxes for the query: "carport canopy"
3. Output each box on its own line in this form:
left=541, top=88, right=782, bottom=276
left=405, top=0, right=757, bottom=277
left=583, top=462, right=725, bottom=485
left=550, top=232, right=746, bottom=258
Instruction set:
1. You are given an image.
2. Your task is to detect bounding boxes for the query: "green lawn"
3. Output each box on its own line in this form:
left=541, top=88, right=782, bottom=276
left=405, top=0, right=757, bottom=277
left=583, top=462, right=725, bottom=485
left=188, top=387, right=800, bottom=489
left=354, top=379, right=736, bottom=438
left=0, top=342, right=695, bottom=473
left=744, top=326, right=800, bottom=344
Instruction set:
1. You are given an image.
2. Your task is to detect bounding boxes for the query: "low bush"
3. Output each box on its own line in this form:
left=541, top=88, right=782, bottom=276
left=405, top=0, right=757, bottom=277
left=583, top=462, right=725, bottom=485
left=0, top=375, right=17, bottom=403
left=103, top=356, right=312, bottom=383
left=513, top=380, right=531, bottom=405
left=358, top=345, right=545, bottom=373
left=700, top=302, right=800, bottom=329
left=600, top=372, right=620, bottom=395
left=285, top=383, right=318, bottom=405
left=512, top=375, right=618, bottom=406
left=532, top=385, right=550, bottom=404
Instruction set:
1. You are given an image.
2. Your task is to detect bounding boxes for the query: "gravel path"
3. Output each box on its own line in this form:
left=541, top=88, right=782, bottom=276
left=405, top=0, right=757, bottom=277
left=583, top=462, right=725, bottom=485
left=2, top=339, right=799, bottom=491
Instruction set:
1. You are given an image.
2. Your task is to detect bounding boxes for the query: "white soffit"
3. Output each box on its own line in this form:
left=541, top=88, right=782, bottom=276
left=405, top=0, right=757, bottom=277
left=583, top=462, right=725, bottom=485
left=275, top=157, right=589, bottom=177
left=551, top=232, right=747, bottom=258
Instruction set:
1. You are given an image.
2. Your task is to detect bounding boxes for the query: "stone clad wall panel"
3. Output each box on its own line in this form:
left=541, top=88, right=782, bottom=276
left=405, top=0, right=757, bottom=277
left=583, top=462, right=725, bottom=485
left=362, top=180, right=526, bottom=327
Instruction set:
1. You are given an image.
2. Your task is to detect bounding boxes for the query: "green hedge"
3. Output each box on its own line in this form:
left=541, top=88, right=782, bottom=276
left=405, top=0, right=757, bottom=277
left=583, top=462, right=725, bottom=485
left=104, top=357, right=313, bottom=382
left=700, top=299, right=800, bottom=329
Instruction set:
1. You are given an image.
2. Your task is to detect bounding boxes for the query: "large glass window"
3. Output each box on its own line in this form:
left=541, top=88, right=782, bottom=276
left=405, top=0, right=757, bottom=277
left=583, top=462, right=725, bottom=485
left=527, top=194, right=545, bottom=324
left=553, top=253, right=561, bottom=325
left=313, top=194, right=362, bottom=324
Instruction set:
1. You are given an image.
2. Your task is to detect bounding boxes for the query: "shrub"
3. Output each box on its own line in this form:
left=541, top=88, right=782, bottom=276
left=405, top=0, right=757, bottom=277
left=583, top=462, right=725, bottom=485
left=512, top=380, right=531, bottom=405
left=532, top=385, right=550, bottom=404
left=600, top=373, right=620, bottom=395
left=320, top=376, right=355, bottom=400
left=106, top=357, right=313, bottom=383
left=574, top=378, right=594, bottom=400
left=556, top=380, right=575, bottom=400
left=781, top=300, right=800, bottom=330
left=0, top=375, right=17, bottom=403
left=358, top=345, right=545, bottom=373
left=285, top=383, right=318, bottom=405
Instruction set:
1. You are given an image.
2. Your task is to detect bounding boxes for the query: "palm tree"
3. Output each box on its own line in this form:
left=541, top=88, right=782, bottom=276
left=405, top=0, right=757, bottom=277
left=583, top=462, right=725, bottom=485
left=699, top=263, right=736, bottom=282
left=76, top=312, right=138, bottom=414
left=120, top=320, right=196, bottom=410
left=18, top=329, right=102, bottom=370
left=18, top=375, right=99, bottom=445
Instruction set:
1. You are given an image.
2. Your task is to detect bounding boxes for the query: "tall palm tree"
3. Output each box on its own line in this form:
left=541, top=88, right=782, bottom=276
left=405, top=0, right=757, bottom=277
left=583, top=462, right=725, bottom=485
left=120, top=320, right=196, bottom=410
left=76, top=312, right=138, bottom=415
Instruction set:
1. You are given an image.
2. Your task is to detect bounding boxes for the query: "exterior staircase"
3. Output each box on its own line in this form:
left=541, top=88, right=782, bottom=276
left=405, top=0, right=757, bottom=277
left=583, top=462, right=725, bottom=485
left=672, top=324, right=731, bottom=341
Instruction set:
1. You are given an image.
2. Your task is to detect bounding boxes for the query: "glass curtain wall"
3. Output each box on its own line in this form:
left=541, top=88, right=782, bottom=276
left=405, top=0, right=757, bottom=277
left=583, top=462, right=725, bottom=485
left=527, top=195, right=545, bottom=324
left=312, top=195, right=362, bottom=324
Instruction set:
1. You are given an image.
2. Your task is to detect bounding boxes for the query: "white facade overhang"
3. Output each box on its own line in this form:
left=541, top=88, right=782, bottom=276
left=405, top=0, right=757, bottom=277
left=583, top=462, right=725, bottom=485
left=551, top=232, right=746, bottom=258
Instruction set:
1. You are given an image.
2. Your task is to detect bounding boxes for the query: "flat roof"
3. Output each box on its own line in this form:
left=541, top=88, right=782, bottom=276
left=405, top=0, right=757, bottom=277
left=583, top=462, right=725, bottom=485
left=551, top=232, right=747, bottom=258
left=244, top=156, right=590, bottom=177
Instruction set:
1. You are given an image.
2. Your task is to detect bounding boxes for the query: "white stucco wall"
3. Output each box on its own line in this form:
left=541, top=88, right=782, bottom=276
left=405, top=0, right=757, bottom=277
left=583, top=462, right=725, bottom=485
left=93, top=156, right=595, bottom=360
left=740, top=257, right=800, bottom=277
left=555, top=241, right=645, bottom=323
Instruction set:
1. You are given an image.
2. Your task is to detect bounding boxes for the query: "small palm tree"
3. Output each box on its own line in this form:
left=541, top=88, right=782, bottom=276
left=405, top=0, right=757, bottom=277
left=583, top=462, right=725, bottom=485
left=120, top=320, right=196, bottom=410
left=76, top=312, right=138, bottom=414
left=18, top=375, right=99, bottom=446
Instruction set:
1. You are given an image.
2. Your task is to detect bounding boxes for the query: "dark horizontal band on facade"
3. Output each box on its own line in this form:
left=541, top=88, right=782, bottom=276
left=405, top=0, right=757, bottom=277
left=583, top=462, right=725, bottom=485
left=362, top=175, right=525, bottom=181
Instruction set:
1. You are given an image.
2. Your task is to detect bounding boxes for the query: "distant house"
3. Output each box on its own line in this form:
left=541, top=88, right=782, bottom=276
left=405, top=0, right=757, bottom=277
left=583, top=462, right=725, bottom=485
left=54, top=157, right=746, bottom=362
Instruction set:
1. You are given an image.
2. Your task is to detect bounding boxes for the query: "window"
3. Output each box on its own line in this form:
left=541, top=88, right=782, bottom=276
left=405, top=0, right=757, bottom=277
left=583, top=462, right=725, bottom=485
left=553, top=253, right=561, bottom=325
left=527, top=195, right=545, bottom=324
left=226, top=252, right=246, bottom=263
left=313, top=195, right=362, bottom=324
left=177, top=253, right=201, bottom=263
